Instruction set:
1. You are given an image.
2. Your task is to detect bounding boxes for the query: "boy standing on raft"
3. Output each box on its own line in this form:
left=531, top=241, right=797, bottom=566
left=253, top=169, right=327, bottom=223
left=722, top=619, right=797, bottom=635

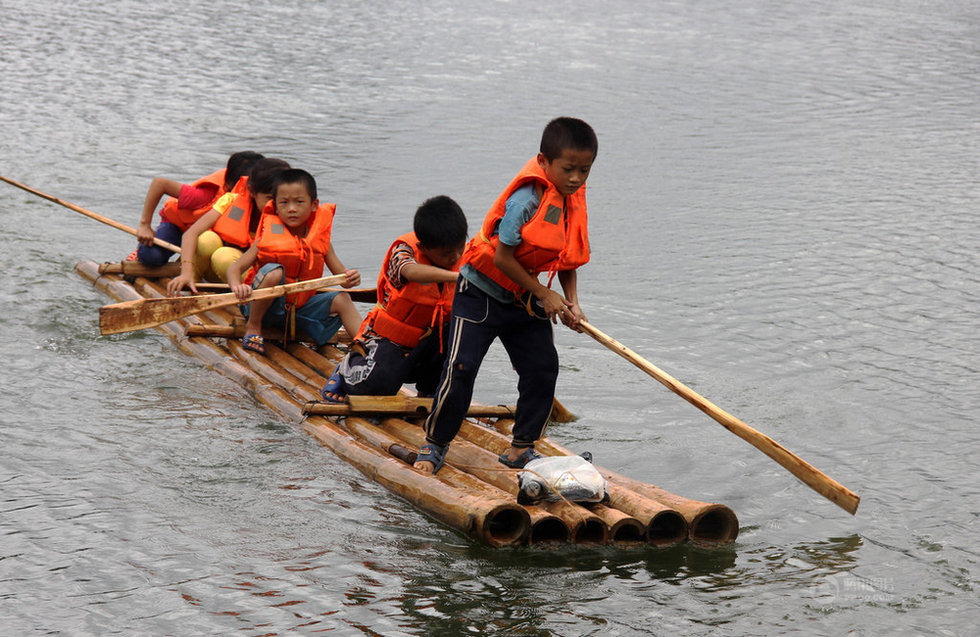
left=415, top=117, right=596, bottom=474
left=133, top=151, right=264, bottom=266
left=320, top=195, right=467, bottom=402
left=226, top=168, right=361, bottom=355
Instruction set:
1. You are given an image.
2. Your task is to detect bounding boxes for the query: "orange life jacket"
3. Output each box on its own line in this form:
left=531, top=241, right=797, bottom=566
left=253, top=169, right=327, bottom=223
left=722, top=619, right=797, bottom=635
left=356, top=232, right=457, bottom=348
left=210, top=176, right=257, bottom=249
left=158, top=169, right=227, bottom=231
left=253, top=203, right=336, bottom=308
left=463, top=157, right=589, bottom=295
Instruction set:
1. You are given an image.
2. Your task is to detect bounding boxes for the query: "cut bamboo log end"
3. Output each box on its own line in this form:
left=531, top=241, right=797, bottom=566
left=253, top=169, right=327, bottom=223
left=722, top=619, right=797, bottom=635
left=341, top=416, right=569, bottom=546
left=488, top=419, right=707, bottom=546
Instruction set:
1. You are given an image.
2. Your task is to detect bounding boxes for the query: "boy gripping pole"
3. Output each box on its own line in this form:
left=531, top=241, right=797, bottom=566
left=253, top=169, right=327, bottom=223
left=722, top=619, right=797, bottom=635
left=320, top=196, right=468, bottom=403
left=415, top=117, right=597, bottom=474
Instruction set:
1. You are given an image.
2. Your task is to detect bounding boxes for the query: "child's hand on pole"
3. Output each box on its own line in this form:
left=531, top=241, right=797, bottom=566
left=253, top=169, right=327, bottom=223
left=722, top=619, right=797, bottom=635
left=342, top=269, right=361, bottom=288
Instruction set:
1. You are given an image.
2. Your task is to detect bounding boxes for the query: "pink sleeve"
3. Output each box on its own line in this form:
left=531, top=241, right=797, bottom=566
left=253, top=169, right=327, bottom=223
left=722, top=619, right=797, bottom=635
left=177, top=183, right=220, bottom=210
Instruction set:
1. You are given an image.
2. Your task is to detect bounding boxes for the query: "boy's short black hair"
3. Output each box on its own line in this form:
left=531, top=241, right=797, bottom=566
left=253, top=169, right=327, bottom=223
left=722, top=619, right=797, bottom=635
left=224, top=151, right=264, bottom=189
left=414, top=195, right=467, bottom=249
left=272, top=168, right=318, bottom=201
left=539, top=117, right=598, bottom=161
left=248, top=158, right=291, bottom=195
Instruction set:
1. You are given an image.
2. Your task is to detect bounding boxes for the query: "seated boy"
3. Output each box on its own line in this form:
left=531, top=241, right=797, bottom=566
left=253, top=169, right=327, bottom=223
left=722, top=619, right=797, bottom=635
left=166, top=158, right=290, bottom=295
left=133, top=151, right=264, bottom=266
left=415, top=117, right=597, bottom=474
left=320, top=195, right=467, bottom=403
left=225, top=168, right=362, bottom=355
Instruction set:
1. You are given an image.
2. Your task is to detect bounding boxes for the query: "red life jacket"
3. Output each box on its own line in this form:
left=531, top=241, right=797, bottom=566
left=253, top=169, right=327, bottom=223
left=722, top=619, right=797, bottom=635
left=356, top=232, right=457, bottom=348
left=253, top=203, right=336, bottom=307
left=210, top=176, right=257, bottom=249
left=158, top=169, right=227, bottom=231
left=463, top=157, right=589, bottom=295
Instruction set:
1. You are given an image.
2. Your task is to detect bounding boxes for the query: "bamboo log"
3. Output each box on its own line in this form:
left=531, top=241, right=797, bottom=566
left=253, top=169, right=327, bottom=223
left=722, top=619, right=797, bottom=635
left=457, top=420, right=687, bottom=546
left=495, top=420, right=739, bottom=546
left=303, top=418, right=528, bottom=546
left=374, top=417, right=610, bottom=545
left=342, top=417, right=567, bottom=545
left=184, top=324, right=353, bottom=344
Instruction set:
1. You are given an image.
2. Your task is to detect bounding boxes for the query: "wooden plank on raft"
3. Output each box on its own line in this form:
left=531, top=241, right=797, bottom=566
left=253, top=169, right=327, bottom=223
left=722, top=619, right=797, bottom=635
left=305, top=395, right=517, bottom=418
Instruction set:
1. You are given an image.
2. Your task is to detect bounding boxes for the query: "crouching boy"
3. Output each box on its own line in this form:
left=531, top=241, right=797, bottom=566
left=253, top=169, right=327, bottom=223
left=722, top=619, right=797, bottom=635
left=321, top=195, right=467, bottom=402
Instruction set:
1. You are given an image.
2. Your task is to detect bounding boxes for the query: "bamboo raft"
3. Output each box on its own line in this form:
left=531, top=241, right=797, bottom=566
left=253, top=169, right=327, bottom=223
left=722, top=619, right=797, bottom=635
left=78, top=259, right=740, bottom=548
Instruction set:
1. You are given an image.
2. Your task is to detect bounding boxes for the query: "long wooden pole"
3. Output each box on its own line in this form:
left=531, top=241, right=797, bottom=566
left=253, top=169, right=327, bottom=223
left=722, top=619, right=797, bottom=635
left=0, top=174, right=181, bottom=252
left=578, top=319, right=860, bottom=515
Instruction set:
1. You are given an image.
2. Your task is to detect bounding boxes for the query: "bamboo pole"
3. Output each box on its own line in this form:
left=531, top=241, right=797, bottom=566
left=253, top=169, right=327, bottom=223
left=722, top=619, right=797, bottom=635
left=2, top=176, right=181, bottom=252
left=579, top=319, right=859, bottom=515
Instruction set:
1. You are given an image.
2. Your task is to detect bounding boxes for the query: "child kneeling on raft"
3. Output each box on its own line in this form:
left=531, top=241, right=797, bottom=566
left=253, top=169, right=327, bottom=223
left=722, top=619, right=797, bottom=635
left=321, top=195, right=467, bottom=403
left=226, top=168, right=361, bottom=355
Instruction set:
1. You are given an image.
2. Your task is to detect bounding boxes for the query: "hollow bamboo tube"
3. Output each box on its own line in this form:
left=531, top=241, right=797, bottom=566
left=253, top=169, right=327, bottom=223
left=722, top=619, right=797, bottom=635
left=343, top=417, right=568, bottom=546
left=459, top=419, right=688, bottom=546
left=376, top=417, right=610, bottom=545
left=495, top=420, right=740, bottom=546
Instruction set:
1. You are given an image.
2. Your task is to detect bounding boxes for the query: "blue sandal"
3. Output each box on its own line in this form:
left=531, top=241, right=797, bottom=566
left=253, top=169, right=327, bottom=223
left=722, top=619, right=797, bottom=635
left=498, top=448, right=542, bottom=469
left=415, top=442, right=448, bottom=474
left=242, top=334, right=265, bottom=355
left=320, top=370, right=346, bottom=403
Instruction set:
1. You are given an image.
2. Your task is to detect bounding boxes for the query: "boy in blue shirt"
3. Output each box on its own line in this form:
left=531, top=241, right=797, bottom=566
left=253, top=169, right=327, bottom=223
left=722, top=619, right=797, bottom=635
left=415, top=117, right=597, bottom=474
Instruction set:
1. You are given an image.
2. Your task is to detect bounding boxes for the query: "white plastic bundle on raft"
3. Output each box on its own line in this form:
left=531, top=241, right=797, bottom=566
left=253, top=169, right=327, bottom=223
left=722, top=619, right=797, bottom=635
left=518, top=456, right=609, bottom=504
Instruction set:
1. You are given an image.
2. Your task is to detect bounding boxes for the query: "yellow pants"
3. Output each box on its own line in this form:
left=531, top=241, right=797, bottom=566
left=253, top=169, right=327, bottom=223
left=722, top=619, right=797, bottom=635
left=195, top=231, right=244, bottom=282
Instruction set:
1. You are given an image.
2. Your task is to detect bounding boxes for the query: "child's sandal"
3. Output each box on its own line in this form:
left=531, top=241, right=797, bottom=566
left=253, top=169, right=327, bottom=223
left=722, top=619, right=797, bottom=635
left=242, top=334, right=265, bottom=355
left=415, top=442, right=448, bottom=474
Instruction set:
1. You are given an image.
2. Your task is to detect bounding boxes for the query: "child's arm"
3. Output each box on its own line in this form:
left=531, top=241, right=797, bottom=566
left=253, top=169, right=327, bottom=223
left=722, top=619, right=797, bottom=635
left=138, top=177, right=183, bottom=245
left=324, top=243, right=361, bottom=288
left=226, top=244, right=259, bottom=301
left=557, top=269, right=584, bottom=330
left=400, top=262, right=459, bottom=285
left=166, top=209, right=221, bottom=296
left=494, top=243, right=573, bottom=323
